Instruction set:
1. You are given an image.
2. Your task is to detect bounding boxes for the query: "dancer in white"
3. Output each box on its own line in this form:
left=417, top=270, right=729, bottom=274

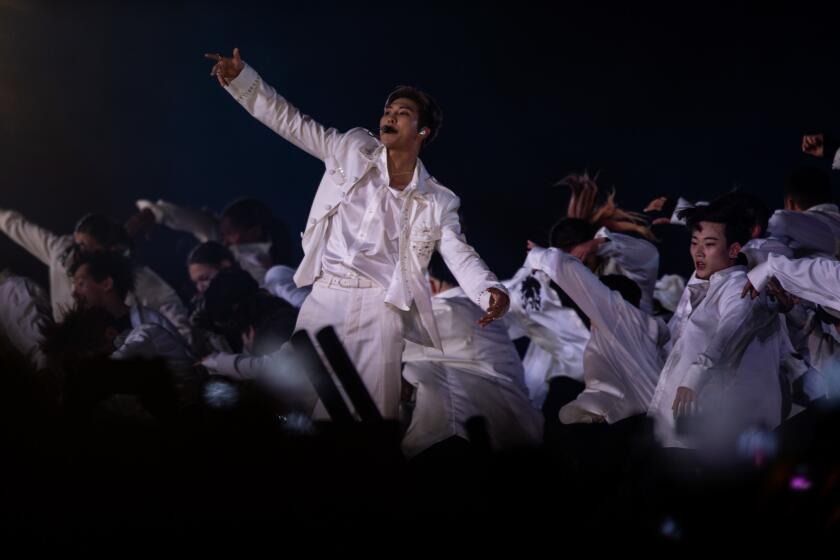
left=205, top=48, right=509, bottom=418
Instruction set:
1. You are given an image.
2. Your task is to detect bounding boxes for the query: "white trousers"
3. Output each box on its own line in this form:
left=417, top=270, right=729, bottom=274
left=295, top=280, right=406, bottom=419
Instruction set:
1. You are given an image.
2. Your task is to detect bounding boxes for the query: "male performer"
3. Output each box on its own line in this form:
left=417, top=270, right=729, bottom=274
left=205, top=48, right=509, bottom=418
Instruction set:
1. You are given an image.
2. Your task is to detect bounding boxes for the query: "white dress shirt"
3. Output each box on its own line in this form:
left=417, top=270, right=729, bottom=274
left=321, top=148, right=415, bottom=288
left=594, top=227, right=660, bottom=314
left=648, top=265, right=782, bottom=449
left=503, top=265, right=590, bottom=406
left=527, top=247, right=669, bottom=423
left=223, top=63, right=506, bottom=350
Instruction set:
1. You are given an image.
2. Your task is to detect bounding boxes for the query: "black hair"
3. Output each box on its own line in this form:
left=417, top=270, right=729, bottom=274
left=785, top=166, right=833, bottom=210
left=191, top=268, right=297, bottom=353
left=600, top=274, right=642, bottom=309
left=221, top=198, right=273, bottom=242
left=678, top=198, right=752, bottom=248
left=548, top=218, right=599, bottom=251
left=711, top=191, right=770, bottom=237
left=427, top=252, right=457, bottom=287
left=187, top=241, right=236, bottom=268
left=75, top=213, right=133, bottom=251
left=385, top=86, right=443, bottom=145
left=68, top=251, right=135, bottom=300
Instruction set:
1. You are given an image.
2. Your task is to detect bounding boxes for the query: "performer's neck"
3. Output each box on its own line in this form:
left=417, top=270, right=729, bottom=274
left=386, top=148, right=419, bottom=190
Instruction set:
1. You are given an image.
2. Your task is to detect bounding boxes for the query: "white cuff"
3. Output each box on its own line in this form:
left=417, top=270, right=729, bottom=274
left=225, top=63, right=260, bottom=101
left=746, top=260, right=772, bottom=293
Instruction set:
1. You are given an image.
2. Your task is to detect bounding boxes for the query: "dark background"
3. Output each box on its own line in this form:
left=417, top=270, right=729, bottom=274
left=1, top=0, right=838, bottom=290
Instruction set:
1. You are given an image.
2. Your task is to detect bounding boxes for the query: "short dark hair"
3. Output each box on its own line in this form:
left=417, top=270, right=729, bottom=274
left=385, top=86, right=443, bottom=145
left=187, top=241, right=236, bottom=268
left=68, top=251, right=135, bottom=300
left=221, top=198, right=273, bottom=241
left=712, top=191, right=770, bottom=237
left=548, top=218, right=598, bottom=251
left=785, top=166, right=833, bottom=210
left=601, top=274, right=642, bottom=309
left=679, top=199, right=752, bottom=248
left=75, top=213, right=133, bottom=251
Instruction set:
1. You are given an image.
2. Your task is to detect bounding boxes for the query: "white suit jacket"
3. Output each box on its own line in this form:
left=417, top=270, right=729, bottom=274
left=224, top=64, right=505, bottom=349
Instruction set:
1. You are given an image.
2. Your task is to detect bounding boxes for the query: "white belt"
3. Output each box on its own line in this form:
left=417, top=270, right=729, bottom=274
left=316, top=274, right=376, bottom=289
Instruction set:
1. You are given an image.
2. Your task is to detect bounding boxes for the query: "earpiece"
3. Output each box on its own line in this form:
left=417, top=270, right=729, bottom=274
left=419, top=130, right=427, bottom=136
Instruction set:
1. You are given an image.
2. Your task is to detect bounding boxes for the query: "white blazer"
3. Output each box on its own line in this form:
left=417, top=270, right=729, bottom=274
left=224, top=64, right=505, bottom=349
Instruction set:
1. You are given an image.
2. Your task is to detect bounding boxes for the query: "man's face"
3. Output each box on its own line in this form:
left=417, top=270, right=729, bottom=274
left=189, top=262, right=221, bottom=294
left=379, top=97, right=423, bottom=150
left=71, top=264, right=111, bottom=309
left=691, top=221, right=738, bottom=279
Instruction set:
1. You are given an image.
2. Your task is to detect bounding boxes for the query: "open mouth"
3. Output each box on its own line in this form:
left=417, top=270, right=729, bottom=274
left=380, top=125, right=398, bottom=135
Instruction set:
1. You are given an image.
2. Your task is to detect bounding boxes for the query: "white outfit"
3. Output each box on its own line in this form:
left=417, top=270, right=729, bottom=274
left=401, top=287, right=542, bottom=457
left=264, top=265, right=311, bottom=308
left=0, top=209, right=192, bottom=341
left=222, top=63, right=506, bottom=418
left=594, top=227, right=660, bottom=314
left=653, top=274, right=687, bottom=313
left=136, top=197, right=272, bottom=285
left=748, top=253, right=840, bottom=398
left=527, top=248, right=669, bottom=424
left=503, top=266, right=590, bottom=407
left=748, top=253, right=840, bottom=315
left=767, top=203, right=840, bottom=258
left=111, top=305, right=194, bottom=374
left=0, top=273, right=52, bottom=370
left=648, top=266, right=782, bottom=450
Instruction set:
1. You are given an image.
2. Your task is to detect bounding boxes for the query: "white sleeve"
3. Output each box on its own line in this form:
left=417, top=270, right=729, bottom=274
left=748, top=254, right=840, bottom=315
left=527, top=247, right=626, bottom=331
left=0, top=209, right=69, bottom=266
left=224, top=63, right=343, bottom=162
left=437, top=196, right=507, bottom=310
left=767, top=210, right=836, bottom=256
left=136, top=199, right=220, bottom=243
left=832, top=147, right=840, bottom=171
left=264, top=265, right=311, bottom=308
left=595, top=228, right=659, bottom=312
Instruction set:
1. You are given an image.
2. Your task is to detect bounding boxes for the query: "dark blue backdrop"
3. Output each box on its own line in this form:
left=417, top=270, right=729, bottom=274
left=1, top=1, right=838, bottom=290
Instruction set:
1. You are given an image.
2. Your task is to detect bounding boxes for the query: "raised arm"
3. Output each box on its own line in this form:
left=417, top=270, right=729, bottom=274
left=746, top=253, right=840, bottom=314
left=594, top=228, right=659, bottom=313
left=131, top=200, right=220, bottom=243
left=206, top=48, right=343, bottom=161
left=526, top=246, right=625, bottom=331
left=0, top=208, right=69, bottom=265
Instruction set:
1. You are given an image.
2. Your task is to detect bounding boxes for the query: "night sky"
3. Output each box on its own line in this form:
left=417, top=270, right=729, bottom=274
left=1, top=1, right=838, bottom=291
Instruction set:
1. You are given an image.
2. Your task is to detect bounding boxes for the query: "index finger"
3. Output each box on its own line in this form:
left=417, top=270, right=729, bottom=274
left=204, top=53, right=223, bottom=61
